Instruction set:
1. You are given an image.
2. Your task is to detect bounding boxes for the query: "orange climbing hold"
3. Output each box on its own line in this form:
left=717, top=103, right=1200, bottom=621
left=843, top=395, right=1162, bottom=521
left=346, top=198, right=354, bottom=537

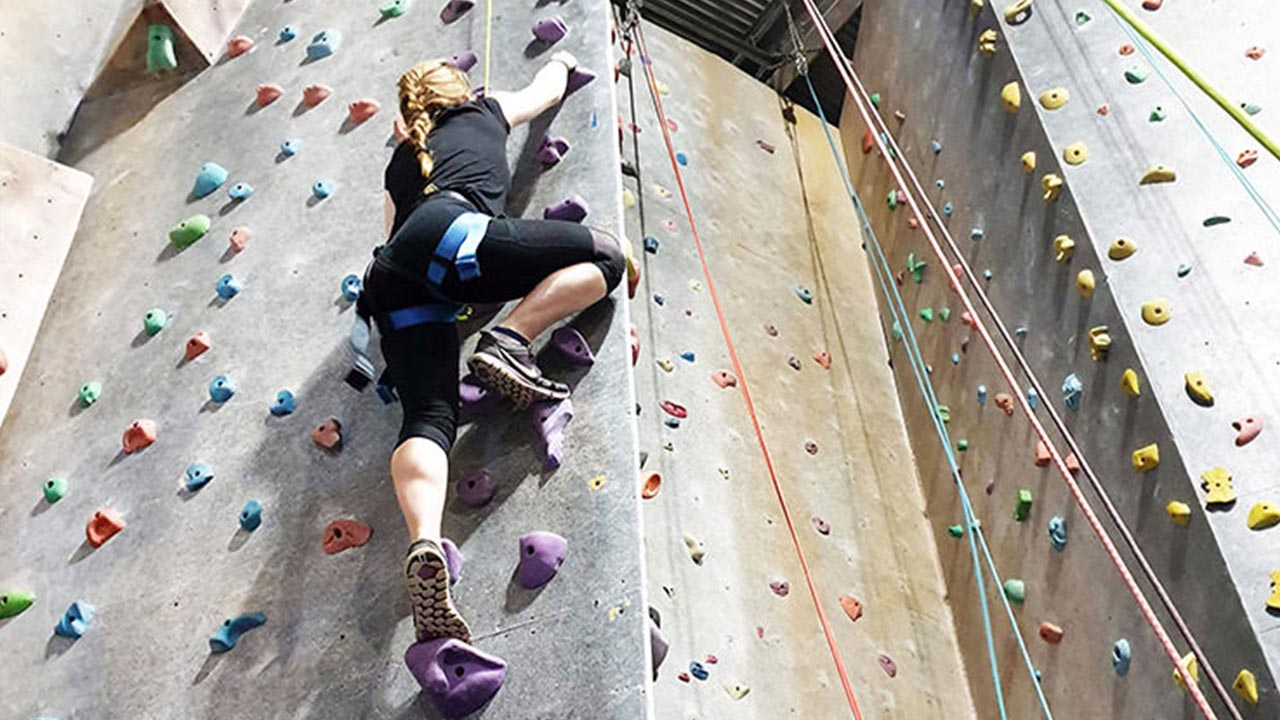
left=256, top=83, right=284, bottom=107
left=813, top=351, right=831, bottom=369
left=1034, top=441, right=1051, bottom=467
left=960, top=310, right=979, bottom=330
left=302, top=84, right=332, bottom=107
left=1119, top=44, right=1135, bottom=55
left=313, top=417, right=342, bottom=449
left=1039, top=622, right=1064, bottom=644
left=227, top=36, right=253, bottom=57
left=86, top=508, right=125, bottom=548
left=322, top=519, right=372, bottom=554
left=1245, top=46, right=1266, bottom=60
left=838, top=595, right=863, bottom=623
left=1237, top=149, right=1259, bottom=168
left=1064, top=452, right=1081, bottom=474
left=122, top=419, right=157, bottom=453
left=994, top=393, right=1015, bottom=416
left=641, top=472, right=662, bottom=499
left=348, top=99, right=381, bottom=123
left=861, top=128, right=874, bottom=155
left=711, top=370, right=737, bottom=389
left=185, top=331, right=211, bottom=360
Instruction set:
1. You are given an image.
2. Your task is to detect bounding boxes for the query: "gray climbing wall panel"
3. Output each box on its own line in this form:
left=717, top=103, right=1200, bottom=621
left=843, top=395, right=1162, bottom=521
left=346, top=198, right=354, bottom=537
left=840, top=0, right=1280, bottom=716
left=0, top=1, right=649, bottom=719
left=622, top=24, right=979, bottom=718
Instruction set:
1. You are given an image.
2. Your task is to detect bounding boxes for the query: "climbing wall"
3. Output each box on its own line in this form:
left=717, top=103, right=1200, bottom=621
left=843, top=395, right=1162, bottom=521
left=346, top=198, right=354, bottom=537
left=621, top=24, right=980, bottom=718
left=840, top=0, right=1279, bottom=716
left=0, top=1, right=649, bottom=718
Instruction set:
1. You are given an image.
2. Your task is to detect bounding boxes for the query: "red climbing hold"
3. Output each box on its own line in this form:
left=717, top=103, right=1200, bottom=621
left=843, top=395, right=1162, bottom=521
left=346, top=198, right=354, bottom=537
left=629, top=326, right=640, bottom=366
left=256, top=83, right=284, bottom=107
left=1097, top=104, right=1110, bottom=116
left=813, top=351, right=831, bottom=369
left=660, top=401, right=687, bottom=419
left=641, top=472, right=661, bottom=499
left=839, top=595, right=863, bottom=622
left=0, top=346, right=7, bottom=376
left=227, top=36, right=253, bottom=57
left=1234, top=415, right=1263, bottom=446
left=1034, top=441, right=1051, bottom=467
left=1142, top=0, right=1162, bottom=9
left=961, top=310, right=979, bottom=330
left=1237, top=150, right=1258, bottom=168
left=711, top=370, right=737, bottom=389
left=1119, top=44, right=1135, bottom=55
left=1064, top=452, right=1081, bottom=474
left=705, top=654, right=718, bottom=664
left=86, top=508, right=125, bottom=547
left=860, top=128, right=874, bottom=155
left=1245, top=252, right=1264, bottom=267
left=303, top=84, right=332, bottom=107
left=1245, top=46, right=1266, bottom=60
left=322, top=518, right=372, bottom=554
left=756, top=139, right=775, bottom=154
left=665, top=118, right=678, bottom=133
left=313, top=417, right=342, bottom=449
left=677, top=672, right=691, bottom=683
left=348, top=99, right=381, bottom=123
left=907, top=217, right=919, bottom=230
left=1039, top=621, right=1064, bottom=644
left=185, top=331, right=211, bottom=361
left=994, top=393, right=1015, bottom=416
left=122, top=419, right=157, bottom=453
left=229, top=227, right=250, bottom=253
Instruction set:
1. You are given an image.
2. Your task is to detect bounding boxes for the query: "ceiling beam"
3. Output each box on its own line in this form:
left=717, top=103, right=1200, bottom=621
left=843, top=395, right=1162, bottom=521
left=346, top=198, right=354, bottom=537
left=766, top=0, right=861, bottom=90
left=639, top=0, right=781, bottom=66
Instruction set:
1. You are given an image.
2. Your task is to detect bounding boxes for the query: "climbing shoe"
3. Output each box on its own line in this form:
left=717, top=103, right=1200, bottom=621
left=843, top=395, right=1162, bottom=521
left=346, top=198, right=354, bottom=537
left=405, top=539, right=472, bottom=643
left=468, top=329, right=570, bottom=409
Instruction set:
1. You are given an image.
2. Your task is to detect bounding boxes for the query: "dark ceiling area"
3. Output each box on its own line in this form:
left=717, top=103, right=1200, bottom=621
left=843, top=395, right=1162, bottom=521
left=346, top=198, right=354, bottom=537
left=613, top=0, right=862, bottom=124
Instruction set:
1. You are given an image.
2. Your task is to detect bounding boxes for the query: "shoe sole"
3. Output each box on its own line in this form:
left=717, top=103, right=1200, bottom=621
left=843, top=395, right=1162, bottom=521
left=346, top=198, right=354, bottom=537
left=405, top=547, right=472, bottom=643
left=468, top=351, right=568, bottom=410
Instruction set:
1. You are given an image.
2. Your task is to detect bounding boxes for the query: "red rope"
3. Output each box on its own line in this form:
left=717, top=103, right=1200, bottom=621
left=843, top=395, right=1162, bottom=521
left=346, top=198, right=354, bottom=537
left=631, top=17, right=866, bottom=720
left=795, top=0, right=1218, bottom=715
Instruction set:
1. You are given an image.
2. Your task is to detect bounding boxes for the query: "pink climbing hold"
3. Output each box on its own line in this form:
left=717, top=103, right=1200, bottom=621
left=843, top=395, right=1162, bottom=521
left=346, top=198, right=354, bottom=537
left=994, top=393, right=1015, bottom=416
left=804, top=441, right=818, bottom=455
left=227, top=36, right=254, bottom=58
left=543, top=195, right=588, bottom=223
left=449, top=51, right=478, bottom=73
left=711, top=370, right=737, bottom=389
left=440, top=0, right=475, bottom=23
left=405, top=637, right=507, bottom=718
left=1237, top=150, right=1258, bottom=168
left=322, top=518, right=372, bottom=554
left=1245, top=46, right=1266, bottom=60
left=629, top=326, right=640, bottom=366
left=534, top=398, right=573, bottom=470
left=1141, top=0, right=1162, bottom=9
left=1234, top=415, right=1263, bottom=446
left=756, top=139, right=776, bottom=154
left=229, top=227, right=250, bottom=253
left=769, top=580, right=790, bottom=597
left=312, top=417, right=342, bottom=449
left=303, top=84, right=332, bottom=107
left=813, top=351, right=831, bottom=369
left=122, top=419, right=157, bottom=454
left=1119, top=44, right=1135, bottom=55
left=812, top=515, right=830, bottom=535
left=877, top=654, right=898, bottom=678
left=348, top=99, right=381, bottom=123
left=532, top=16, right=568, bottom=44
left=517, top=531, right=567, bottom=588
left=537, top=136, right=571, bottom=167
left=660, top=401, right=687, bottom=419
left=1245, top=252, right=1265, bottom=267
left=185, top=331, right=211, bottom=360
left=457, top=470, right=496, bottom=507
left=256, top=83, right=284, bottom=107
left=665, top=118, right=678, bottom=133
left=551, top=326, right=593, bottom=365
left=961, top=310, right=979, bottom=330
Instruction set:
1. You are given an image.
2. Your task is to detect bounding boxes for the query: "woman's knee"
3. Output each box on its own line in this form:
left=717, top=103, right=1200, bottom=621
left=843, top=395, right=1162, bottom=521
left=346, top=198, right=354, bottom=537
left=590, top=228, right=625, bottom=292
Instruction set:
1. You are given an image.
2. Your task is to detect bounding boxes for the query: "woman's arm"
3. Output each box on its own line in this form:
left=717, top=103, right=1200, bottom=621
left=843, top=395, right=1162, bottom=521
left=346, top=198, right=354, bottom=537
left=490, top=52, right=578, bottom=127
left=385, top=191, right=395, bottom=238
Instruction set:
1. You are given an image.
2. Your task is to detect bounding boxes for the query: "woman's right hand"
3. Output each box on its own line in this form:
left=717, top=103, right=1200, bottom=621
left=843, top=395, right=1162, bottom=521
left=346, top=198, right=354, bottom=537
left=550, top=51, right=578, bottom=74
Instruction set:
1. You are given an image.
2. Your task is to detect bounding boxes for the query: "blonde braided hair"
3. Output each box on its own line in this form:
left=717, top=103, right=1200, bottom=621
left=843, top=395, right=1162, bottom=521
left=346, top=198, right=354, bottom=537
left=397, top=59, right=474, bottom=195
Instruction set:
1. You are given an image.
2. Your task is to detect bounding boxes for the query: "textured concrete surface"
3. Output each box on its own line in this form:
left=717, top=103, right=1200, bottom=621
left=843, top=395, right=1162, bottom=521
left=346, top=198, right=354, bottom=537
left=625, top=24, right=978, bottom=719
left=0, top=1, right=647, bottom=719
left=841, top=0, right=1279, bottom=716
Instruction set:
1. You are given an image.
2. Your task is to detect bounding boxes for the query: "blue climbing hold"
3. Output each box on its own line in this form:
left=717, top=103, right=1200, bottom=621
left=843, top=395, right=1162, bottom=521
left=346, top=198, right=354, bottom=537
left=689, top=661, right=709, bottom=680
left=942, top=202, right=953, bottom=217
left=970, top=228, right=984, bottom=241
left=643, top=236, right=659, bottom=254
left=209, top=375, right=236, bottom=403
left=228, top=182, right=254, bottom=201
left=1027, top=387, right=1039, bottom=409
left=679, top=352, right=695, bottom=363
left=1112, top=639, right=1131, bottom=676
left=216, top=274, right=243, bottom=300
left=305, top=29, right=341, bottom=60
left=279, top=25, right=298, bottom=41
left=270, top=390, right=296, bottom=416
left=54, top=601, right=96, bottom=639
left=930, top=139, right=942, bottom=154
left=239, top=500, right=263, bottom=531
left=794, top=285, right=813, bottom=304
left=935, top=179, right=945, bottom=189
left=312, top=179, right=335, bottom=199
left=210, top=612, right=267, bottom=653
left=676, top=152, right=688, bottom=166
left=185, top=462, right=214, bottom=492
left=1062, top=373, right=1083, bottom=410
left=280, top=139, right=301, bottom=157
left=192, top=162, right=228, bottom=198
left=977, top=384, right=988, bottom=406
left=664, top=417, right=680, bottom=428
left=341, top=274, right=363, bottom=302
left=950, top=353, right=960, bottom=365
left=653, top=294, right=665, bottom=306
left=1048, top=516, right=1067, bottom=551
left=1014, top=325, right=1028, bottom=337
left=983, top=269, right=993, bottom=281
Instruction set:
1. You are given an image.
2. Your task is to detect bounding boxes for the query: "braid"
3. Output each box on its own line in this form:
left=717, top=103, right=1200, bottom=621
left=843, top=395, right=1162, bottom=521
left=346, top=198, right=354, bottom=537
left=397, top=60, right=473, bottom=196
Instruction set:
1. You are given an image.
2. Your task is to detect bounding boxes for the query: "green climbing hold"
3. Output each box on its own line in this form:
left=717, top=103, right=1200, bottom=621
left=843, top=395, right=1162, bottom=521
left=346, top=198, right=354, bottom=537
left=886, top=189, right=899, bottom=210
left=1014, top=489, right=1033, bottom=521
left=143, top=308, right=168, bottom=336
left=947, top=525, right=965, bottom=538
left=938, top=307, right=951, bottom=322
left=1241, top=102, right=1262, bottom=116
left=1123, top=66, right=1149, bottom=84
left=1074, top=10, right=1091, bottom=25
left=870, top=92, right=881, bottom=108
left=920, top=307, right=935, bottom=322
left=891, top=320, right=903, bottom=342
left=1003, top=578, right=1026, bottom=605
left=44, top=477, right=68, bottom=503
left=936, top=404, right=951, bottom=423
left=1203, top=216, right=1231, bottom=227
left=169, top=214, right=211, bottom=249
left=379, top=0, right=410, bottom=17
left=1149, top=106, right=1168, bottom=122
left=1177, top=263, right=1192, bottom=277
left=957, top=438, right=969, bottom=452
left=78, top=381, right=102, bottom=407
left=147, top=24, right=178, bottom=73
left=907, top=253, right=926, bottom=284
left=0, top=590, right=35, bottom=618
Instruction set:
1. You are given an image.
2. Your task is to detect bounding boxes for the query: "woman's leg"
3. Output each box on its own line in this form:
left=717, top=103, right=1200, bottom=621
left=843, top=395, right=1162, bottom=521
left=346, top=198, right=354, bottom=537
left=391, top=437, right=449, bottom=541
left=500, top=261, right=609, bottom=341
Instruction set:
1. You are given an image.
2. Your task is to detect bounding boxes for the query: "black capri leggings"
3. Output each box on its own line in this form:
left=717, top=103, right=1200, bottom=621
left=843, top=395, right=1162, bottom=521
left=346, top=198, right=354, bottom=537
left=363, top=193, right=624, bottom=452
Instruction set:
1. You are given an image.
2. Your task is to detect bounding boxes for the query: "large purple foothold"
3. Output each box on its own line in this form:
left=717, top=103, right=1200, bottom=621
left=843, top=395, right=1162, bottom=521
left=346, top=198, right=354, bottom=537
left=533, top=398, right=573, bottom=470
left=551, top=326, right=594, bottom=366
left=543, top=194, right=589, bottom=223
left=405, top=638, right=507, bottom=718
left=537, top=136, right=571, bottom=167
left=649, top=616, right=669, bottom=677
left=440, top=0, right=475, bottom=23
left=448, top=51, right=477, bottom=73
left=517, top=531, right=568, bottom=589
left=457, top=470, right=496, bottom=508
left=532, top=16, right=568, bottom=44
left=565, top=67, right=596, bottom=94
left=441, top=537, right=464, bottom=584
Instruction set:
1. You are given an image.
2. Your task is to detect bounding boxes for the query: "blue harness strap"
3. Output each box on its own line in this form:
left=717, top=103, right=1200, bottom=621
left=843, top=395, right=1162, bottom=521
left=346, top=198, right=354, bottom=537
left=428, top=212, right=490, bottom=285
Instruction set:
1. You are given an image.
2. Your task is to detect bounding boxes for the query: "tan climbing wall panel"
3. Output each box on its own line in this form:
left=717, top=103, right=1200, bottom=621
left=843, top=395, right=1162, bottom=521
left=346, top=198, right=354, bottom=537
left=161, top=0, right=252, bottom=63
left=623, top=23, right=978, bottom=718
left=0, top=144, right=93, bottom=429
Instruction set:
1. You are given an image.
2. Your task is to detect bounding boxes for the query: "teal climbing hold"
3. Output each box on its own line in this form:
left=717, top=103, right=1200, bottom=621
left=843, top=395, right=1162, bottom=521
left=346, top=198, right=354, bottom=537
left=920, top=307, right=934, bottom=322
left=239, top=500, right=263, bottom=531
left=1124, top=66, right=1149, bottom=84
left=78, top=381, right=102, bottom=407
left=210, top=612, right=267, bottom=652
left=793, top=285, right=813, bottom=304
left=1062, top=373, right=1083, bottom=410
left=313, top=179, right=335, bottom=199
left=0, top=589, right=35, bottom=618
left=170, top=214, right=211, bottom=249
left=379, top=0, right=410, bottom=17
left=1048, top=516, right=1067, bottom=551
left=185, top=462, right=214, bottom=492
left=1112, top=639, right=1131, bottom=676
left=982, top=268, right=993, bottom=281
left=930, top=139, right=942, bottom=154
left=942, top=202, right=953, bottom=217
left=886, top=189, right=899, bottom=210
left=341, top=274, right=363, bottom=302
left=1002, top=578, right=1026, bottom=605
left=1027, top=386, right=1039, bottom=409
left=938, top=307, right=951, bottom=322
left=281, top=139, right=301, bottom=157
left=977, top=385, right=987, bottom=405
left=216, top=274, right=243, bottom=300
left=143, top=308, right=168, bottom=336
left=891, top=320, right=902, bottom=342
left=270, top=390, right=296, bottom=416
left=935, top=179, right=944, bottom=189
left=146, top=24, right=177, bottom=73
left=279, top=25, right=298, bottom=41
left=947, top=525, right=965, bottom=538
left=970, top=228, right=983, bottom=241
left=1241, top=102, right=1262, bottom=116
left=54, top=601, right=96, bottom=639
left=1177, top=263, right=1192, bottom=277
left=1074, top=10, right=1091, bottom=25
left=1149, top=105, right=1168, bottom=122
left=192, top=163, right=228, bottom=198
left=869, top=92, right=881, bottom=108
left=950, top=353, right=960, bottom=365
left=1203, top=215, right=1231, bottom=227
left=305, top=30, right=341, bottom=60
left=43, top=477, right=67, bottom=504
left=956, top=438, right=968, bottom=451
left=228, top=182, right=254, bottom=201
left=907, top=253, right=926, bottom=283
left=209, top=375, right=236, bottom=403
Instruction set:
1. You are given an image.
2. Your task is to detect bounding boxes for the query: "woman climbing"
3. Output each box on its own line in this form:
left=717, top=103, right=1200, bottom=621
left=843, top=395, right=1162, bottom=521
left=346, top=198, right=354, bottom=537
left=361, top=53, right=624, bottom=642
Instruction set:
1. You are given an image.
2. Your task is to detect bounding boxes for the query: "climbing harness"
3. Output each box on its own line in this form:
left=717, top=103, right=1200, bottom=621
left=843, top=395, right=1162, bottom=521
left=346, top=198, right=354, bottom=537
left=629, top=12, right=865, bottom=719
left=796, top=0, right=1226, bottom=716
left=346, top=197, right=491, bottom=402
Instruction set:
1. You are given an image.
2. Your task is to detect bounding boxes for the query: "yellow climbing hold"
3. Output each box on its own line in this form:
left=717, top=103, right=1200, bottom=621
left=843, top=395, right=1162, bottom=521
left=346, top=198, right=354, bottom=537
left=1247, top=502, right=1280, bottom=530
left=653, top=184, right=671, bottom=199
left=656, top=359, right=674, bottom=372
left=1120, top=368, right=1141, bottom=397
left=978, top=29, right=999, bottom=56
left=655, top=80, right=670, bottom=96
left=1088, top=325, right=1112, bottom=361
left=1200, top=466, right=1237, bottom=506
left=1108, top=237, right=1137, bottom=260
left=607, top=598, right=632, bottom=621
left=588, top=475, right=607, bottom=492
left=1184, top=371, right=1213, bottom=406
left=683, top=533, right=706, bottom=564
left=1132, top=443, right=1159, bottom=472
left=1038, top=87, right=1068, bottom=110
left=1062, top=141, right=1088, bottom=165
left=1042, top=173, right=1063, bottom=202
left=1166, top=501, right=1192, bottom=526
left=1021, top=151, right=1037, bottom=172
left=1173, top=652, right=1199, bottom=690
left=1140, top=298, right=1171, bottom=326
left=724, top=683, right=751, bottom=700
left=1001, top=81, right=1022, bottom=113
left=1269, top=571, right=1280, bottom=611
left=1233, top=669, right=1259, bottom=706
left=1076, top=269, right=1095, bottom=297
left=1139, top=165, right=1177, bottom=184
left=623, top=187, right=636, bottom=209
left=1003, top=0, right=1033, bottom=24
left=971, top=0, right=985, bottom=15
left=1052, top=235, right=1075, bottom=263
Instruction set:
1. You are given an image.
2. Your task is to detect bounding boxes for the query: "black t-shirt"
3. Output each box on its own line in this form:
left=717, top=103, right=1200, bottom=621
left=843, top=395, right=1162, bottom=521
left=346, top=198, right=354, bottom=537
left=384, top=97, right=511, bottom=233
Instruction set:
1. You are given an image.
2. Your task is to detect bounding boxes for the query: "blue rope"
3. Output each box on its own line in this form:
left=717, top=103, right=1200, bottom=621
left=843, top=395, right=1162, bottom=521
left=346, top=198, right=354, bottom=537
left=1103, top=6, right=1280, bottom=239
left=800, top=70, right=1054, bottom=720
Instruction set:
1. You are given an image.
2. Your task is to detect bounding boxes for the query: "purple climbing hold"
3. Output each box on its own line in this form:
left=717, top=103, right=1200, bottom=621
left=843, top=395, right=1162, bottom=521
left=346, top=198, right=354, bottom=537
left=537, top=136, right=571, bottom=166
left=878, top=653, right=898, bottom=678
left=534, top=398, right=573, bottom=470
left=440, top=0, right=475, bottom=24
left=532, top=16, right=568, bottom=44
left=565, top=67, right=596, bottom=94
left=441, top=537, right=464, bottom=584
left=551, top=326, right=594, bottom=366
left=649, top=615, right=669, bottom=678
left=543, top=195, right=588, bottom=222
left=448, top=51, right=477, bottom=73
left=457, top=470, right=495, bottom=508
left=518, top=531, right=568, bottom=588
left=769, top=580, right=790, bottom=597
left=405, top=637, right=507, bottom=718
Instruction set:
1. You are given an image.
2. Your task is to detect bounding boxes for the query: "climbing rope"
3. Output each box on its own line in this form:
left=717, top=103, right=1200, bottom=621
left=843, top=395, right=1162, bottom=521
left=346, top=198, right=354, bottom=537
left=796, top=0, right=1221, bottom=715
left=628, top=11, right=865, bottom=719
